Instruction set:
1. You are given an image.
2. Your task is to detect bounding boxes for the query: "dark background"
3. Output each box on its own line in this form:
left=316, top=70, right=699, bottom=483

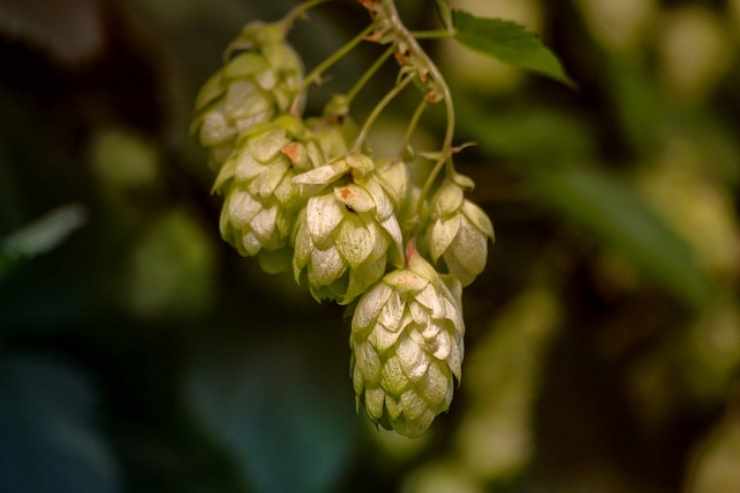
left=2, top=0, right=740, bottom=492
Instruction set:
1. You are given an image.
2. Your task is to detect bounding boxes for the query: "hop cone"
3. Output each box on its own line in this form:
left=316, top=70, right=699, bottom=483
left=350, top=247, right=465, bottom=437
left=192, top=22, right=304, bottom=166
left=214, top=116, right=345, bottom=273
left=425, top=180, right=495, bottom=286
left=305, top=115, right=358, bottom=165
left=292, top=154, right=408, bottom=304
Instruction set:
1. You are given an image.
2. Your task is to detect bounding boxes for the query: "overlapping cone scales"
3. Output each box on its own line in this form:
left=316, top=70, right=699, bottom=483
left=426, top=180, right=495, bottom=286
left=192, top=22, right=304, bottom=166
left=215, top=117, right=342, bottom=271
left=350, top=254, right=465, bottom=437
left=292, top=154, right=408, bottom=304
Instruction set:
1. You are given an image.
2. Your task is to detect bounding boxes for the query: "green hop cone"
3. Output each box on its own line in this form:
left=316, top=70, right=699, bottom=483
left=213, top=115, right=346, bottom=273
left=291, top=153, right=409, bottom=304
left=425, top=180, right=495, bottom=286
left=192, top=21, right=304, bottom=167
left=350, top=247, right=465, bottom=437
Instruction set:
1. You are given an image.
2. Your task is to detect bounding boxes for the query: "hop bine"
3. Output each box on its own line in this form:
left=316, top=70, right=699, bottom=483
left=425, top=180, right=495, bottom=286
left=292, top=153, right=409, bottom=304
left=350, top=245, right=465, bottom=437
left=191, top=22, right=304, bottom=167
left=189, top=0, right=503, bottom=437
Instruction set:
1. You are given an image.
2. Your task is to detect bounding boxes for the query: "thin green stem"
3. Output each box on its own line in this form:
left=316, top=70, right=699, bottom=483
left=353, top=74, right=414, bottom=152
left=411, top=29, right=455, bottom=40
left=401, top=98, right=428, bottom=153
left=419, top=94, right=455, bottom=207
left=369, top=1, right=458, bottom=216
left=346, top=45, right=396, bottom=105
left=281, top=0, right=334, bottom=30
left=419, top=87, right=456, bottom=204
left=302, top=24, right=375, bottom=91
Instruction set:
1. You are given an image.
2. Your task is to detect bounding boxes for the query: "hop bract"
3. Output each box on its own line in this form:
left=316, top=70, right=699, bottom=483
left=350, top=248, right=465, bottom=437
left=192, top=22, right=304, bottom=167
left=292, top=154, right=408, bottom=304
left=213, top=116, right=344, bottom=273
left=425, top=180, right=495, bottom=286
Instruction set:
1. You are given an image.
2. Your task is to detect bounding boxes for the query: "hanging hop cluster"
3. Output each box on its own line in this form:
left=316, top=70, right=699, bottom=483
left=191, top=2, right=495, bottom=437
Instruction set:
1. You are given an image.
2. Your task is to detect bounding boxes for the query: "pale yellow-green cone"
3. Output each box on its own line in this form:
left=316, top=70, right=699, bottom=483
left=306, top=115, right=359, bottom=166
left=291, top=153, right=408, bottom=304
left=214, top=116, right=342, bottom=273
left=424, top=180, right=494, bottom=286
left=191, top=21, right=304, bottom=168
left=350, top=247, right=465, bottom=437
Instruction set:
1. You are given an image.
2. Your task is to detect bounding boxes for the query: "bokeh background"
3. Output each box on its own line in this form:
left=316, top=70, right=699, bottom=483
left=2, top=0, right=740, bottom=492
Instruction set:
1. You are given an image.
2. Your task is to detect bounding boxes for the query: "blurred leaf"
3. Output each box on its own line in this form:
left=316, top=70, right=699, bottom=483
left=452, top=102, right=709, bottom=309
left=1, top=204, right=87, bottom=277
left=606, top=58, right=672, bottom=152
left=187, top=336, right=356, bottom=493
left=458, top=288, right=560, bottom=480
left=457, top=99, right=595, bottom=164
left=688, top=414, right=740, bottom=493
left=686, top=113, right=740, bottom=186
left=403, top=461, right=483, bottom=493
left=434, top=0, right=453, bottom=32
left=0, top=0, right=103, bottom=64
left=124, top=210, right=216, bottom=321
left=530, top=168, right=713, bottom=308
left=452, top=10, right=574, bottom=87
left=91, top=129, right=160, bottom=191
left=0, top=356, right=120, bottom=493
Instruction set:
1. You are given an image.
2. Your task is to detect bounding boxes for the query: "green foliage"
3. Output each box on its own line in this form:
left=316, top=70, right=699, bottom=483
left=457, top=100, right=595, bottom=164
left=0, top=357, right=120, bottom=493
left=531, top=167, right=714, bottom=308
left=434, top=0, right=453, bottom=32
left=125, top=210, right=217, bottom=320
left=459, top=94, right=713, bottom=308
left=452, top=10, right=574, bottom=87
left=187, top=336, right=356, bottom=493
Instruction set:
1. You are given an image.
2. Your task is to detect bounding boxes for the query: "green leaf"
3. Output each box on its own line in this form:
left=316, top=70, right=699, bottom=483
left=530, top=168, right=714, bottom=309
left=452, top=10, right=574, bottom=87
